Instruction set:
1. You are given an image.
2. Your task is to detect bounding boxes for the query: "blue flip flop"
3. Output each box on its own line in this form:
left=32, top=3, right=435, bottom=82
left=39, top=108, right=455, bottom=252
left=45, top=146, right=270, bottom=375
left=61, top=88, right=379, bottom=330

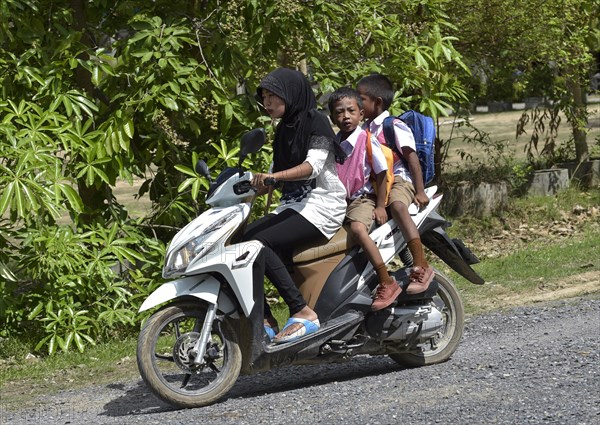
left=264, top=324, right=279, bottom=340
left=273, top=318, right=320, bottom=344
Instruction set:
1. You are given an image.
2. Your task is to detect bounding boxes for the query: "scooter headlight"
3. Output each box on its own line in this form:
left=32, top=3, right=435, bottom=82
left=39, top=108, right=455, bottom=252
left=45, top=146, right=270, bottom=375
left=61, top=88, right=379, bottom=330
left=164, top=236, right=210, bottom=277
left=163, top=210, right=238, bottom=277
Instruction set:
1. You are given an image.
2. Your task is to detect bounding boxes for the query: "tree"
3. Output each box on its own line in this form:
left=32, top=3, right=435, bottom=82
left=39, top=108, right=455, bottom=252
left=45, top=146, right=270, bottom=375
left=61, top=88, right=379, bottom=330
left=448, top=0, right=600, bottom=163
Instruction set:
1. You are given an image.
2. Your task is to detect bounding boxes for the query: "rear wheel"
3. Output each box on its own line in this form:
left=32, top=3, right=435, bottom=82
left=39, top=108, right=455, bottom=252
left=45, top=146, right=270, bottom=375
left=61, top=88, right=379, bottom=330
left=137, top=301, right=241, bottom=408
left=389, top=271, right=464, bottom=367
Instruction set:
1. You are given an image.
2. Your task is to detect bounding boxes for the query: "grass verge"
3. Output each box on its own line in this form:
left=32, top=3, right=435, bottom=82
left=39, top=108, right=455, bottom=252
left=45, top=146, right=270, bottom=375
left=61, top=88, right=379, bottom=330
left=441, top=229, right=600, bottom=314
left=438, top=187, right=600, bottom=313
left=0, top=336, right=139, bottom=408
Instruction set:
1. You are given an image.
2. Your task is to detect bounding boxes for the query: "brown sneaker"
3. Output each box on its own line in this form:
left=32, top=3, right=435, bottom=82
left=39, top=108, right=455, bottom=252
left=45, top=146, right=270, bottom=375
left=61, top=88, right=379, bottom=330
left=371, top=278, right=402, bottom=311
left=406, top=266, right=434, bottom=295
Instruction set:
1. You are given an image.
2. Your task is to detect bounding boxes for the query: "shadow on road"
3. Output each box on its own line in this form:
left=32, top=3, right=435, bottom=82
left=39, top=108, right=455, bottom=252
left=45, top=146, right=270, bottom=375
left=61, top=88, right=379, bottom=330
left=100, top=355, right=406, bottom=417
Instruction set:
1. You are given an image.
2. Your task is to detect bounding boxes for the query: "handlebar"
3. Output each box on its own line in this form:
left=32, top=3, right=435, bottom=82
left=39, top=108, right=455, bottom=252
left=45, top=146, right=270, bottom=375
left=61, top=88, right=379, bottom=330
left=263, top=177, right=277, bottom=186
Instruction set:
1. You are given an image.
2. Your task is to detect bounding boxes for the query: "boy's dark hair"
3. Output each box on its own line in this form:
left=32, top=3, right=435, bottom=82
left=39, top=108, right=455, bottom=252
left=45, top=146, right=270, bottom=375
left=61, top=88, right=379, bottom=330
left=328, top=86, right=363, bottom=115
left=356, top=73, right=394, bottom=110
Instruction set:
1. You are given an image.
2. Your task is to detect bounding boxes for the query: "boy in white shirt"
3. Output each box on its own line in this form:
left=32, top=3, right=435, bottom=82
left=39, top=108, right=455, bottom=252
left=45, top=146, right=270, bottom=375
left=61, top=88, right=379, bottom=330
left=356, top=74, right=434, bottom=310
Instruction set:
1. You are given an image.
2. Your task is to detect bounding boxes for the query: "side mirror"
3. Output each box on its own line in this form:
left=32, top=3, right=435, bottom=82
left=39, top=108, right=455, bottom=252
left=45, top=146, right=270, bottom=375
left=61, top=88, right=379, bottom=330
left=195, top=159, right=211, bottom=181
left=239, top=128, right=266, bottom=164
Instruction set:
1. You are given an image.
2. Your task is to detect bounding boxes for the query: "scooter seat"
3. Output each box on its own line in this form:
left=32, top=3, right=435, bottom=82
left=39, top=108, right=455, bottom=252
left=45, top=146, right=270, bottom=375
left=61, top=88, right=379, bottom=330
left=292, top=224, right=354, bottom=263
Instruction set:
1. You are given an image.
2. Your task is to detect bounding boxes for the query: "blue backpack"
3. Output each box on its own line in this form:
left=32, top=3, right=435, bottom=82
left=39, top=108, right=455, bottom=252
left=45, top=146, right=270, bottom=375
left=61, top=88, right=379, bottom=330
left=382, top=110, right=436, bottom=185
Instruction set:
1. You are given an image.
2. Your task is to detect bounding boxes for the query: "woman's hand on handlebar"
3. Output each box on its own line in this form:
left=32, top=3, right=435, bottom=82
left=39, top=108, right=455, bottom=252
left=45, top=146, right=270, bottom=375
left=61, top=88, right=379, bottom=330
left=252, top=173, right=276, bottom=195
left=251, top=172, right=271, bottom=188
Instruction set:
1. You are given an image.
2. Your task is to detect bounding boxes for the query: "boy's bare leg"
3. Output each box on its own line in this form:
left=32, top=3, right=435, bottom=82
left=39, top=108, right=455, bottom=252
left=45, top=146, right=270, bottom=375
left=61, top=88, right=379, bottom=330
left=350, top=221, right=402, bottom=311
left=390, top=200, right=420, bottom=242
left=350, top=221, right=389, bottom=279
left=390, top=201, right=434, bottom=294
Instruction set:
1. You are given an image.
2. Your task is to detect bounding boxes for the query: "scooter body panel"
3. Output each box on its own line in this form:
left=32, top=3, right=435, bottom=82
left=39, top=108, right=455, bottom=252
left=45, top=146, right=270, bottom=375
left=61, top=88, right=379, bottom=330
left=138, top=275, right=235, bottom=313
left=144, top=239, right=265, bottom=316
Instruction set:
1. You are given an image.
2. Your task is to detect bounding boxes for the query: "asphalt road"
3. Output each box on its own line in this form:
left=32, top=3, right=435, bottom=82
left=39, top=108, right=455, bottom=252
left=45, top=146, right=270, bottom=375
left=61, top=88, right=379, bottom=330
left=3, top=296, right=599, bottom=425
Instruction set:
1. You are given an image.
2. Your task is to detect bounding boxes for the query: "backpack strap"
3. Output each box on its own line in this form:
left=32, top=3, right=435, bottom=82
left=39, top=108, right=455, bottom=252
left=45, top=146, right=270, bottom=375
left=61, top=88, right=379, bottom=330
left=381, top=116, right=402, bottom=158
left=365, top=129, right=395, bottom=205
left=366, top=129, right=383, bottom=182
left=364, top=129, right=378, bottom=175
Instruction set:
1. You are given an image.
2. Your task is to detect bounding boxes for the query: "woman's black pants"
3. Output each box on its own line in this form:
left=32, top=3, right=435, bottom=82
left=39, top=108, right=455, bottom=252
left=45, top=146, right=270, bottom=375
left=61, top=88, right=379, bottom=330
left=243, top=209, right=325, bottom=317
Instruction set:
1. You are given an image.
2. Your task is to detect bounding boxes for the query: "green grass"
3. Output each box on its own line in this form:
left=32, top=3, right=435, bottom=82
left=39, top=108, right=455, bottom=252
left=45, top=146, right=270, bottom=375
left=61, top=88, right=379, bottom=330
left=437, top=186, right=600, bottom=314
left=270, top=305, right=292, bottom=331
left=0, top=336, right=139, bottom=408
left=0, top=337, right=138, bottom=384
left=443, top=227, right=600, bottom=314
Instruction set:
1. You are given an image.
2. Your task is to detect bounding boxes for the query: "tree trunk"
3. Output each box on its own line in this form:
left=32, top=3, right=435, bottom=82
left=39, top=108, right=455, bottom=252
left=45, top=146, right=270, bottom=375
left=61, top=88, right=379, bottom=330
left=441, top=181, right=509, bottom=217
left=566, top=76, right=589, bottom=163
left=70, top=0, right=94, bottom=96
left=70, top=0, right=111, bottom=225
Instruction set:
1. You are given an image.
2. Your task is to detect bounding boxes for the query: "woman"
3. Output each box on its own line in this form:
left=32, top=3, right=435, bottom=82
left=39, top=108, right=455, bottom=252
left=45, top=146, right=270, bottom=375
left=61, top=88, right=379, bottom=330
left=244, top=68, right=347, bottom=343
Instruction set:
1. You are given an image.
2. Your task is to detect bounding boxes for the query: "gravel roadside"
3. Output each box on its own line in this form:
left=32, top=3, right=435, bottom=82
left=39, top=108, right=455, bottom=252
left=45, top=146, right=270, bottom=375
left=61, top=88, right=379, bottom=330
left=3, top=296, right=599, bottom=425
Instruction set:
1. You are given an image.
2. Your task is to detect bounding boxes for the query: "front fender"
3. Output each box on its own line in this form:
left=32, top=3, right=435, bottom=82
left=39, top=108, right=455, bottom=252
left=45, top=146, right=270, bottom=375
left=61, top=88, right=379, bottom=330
left=139, top=275, right=237, bottom=314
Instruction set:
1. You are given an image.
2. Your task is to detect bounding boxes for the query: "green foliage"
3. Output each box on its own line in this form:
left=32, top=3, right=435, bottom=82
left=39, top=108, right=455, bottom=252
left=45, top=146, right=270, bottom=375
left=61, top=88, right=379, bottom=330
left=509, top=163, right=535, bottom=194
left=311, top=0, right=469, bottom=118
left=448, top=0, right=600, bottom=161
left=516, top=106, right=564, bottom=166
left=0, top=0, right=470, bottom=354
left=0, top=101, right=84, bottom=223
left=2, top=221, right=164, bottom=355
left=448, top=0, right=599, bottom=98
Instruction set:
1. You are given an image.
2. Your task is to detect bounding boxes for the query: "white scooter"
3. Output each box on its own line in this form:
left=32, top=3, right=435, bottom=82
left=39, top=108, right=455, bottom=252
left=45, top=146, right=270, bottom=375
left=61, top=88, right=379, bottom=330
left=136, top=128, right=484, bottom=408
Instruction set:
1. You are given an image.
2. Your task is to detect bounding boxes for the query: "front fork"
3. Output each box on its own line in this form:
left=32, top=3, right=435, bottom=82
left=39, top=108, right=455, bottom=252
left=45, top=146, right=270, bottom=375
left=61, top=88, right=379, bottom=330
left=191, top=302, right=218, bottom=366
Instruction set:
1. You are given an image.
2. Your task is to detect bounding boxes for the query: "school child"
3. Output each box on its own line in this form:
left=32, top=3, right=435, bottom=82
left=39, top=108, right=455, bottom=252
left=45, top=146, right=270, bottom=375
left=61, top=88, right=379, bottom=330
left=244, top=68, right=347, bottom=343
left=356, top=73, right=434, bottom=311
left=329, top=87, right=400, bottom=305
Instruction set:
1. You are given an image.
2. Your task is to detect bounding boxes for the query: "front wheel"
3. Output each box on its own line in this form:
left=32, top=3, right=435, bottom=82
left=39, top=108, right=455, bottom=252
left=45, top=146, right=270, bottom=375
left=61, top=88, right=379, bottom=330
left=137, top=301, right=241, bottom=408
left=389, top=270, right=464, bottom=367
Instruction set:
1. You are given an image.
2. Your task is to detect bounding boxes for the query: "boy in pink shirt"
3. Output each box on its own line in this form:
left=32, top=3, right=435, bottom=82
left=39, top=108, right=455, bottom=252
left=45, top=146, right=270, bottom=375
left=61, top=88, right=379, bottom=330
left=330, top=87, right=400, bottom=305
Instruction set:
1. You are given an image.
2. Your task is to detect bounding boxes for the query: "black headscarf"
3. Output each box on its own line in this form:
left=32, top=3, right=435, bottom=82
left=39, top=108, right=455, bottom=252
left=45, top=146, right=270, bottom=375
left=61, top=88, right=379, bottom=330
left=257, top=68, right=344, bottom=196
